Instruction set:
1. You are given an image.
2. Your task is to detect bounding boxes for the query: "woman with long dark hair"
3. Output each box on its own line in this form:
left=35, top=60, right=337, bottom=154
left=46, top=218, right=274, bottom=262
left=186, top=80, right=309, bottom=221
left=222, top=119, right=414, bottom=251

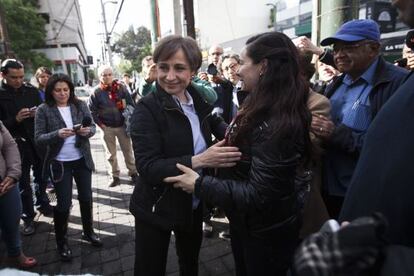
left=165, top=31, right=312, bottom=275
left=35, top=74, right=102, bottom=262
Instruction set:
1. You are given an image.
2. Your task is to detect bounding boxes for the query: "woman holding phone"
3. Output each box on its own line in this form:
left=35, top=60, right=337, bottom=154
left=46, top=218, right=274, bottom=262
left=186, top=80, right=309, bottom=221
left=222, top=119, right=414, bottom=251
left=35, top=74, right=102, bottom=262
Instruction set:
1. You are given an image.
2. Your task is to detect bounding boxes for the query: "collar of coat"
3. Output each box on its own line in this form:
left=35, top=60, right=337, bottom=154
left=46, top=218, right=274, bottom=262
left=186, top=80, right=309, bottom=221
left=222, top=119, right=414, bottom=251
left=324, top=56, right=399, bottom=99
left=154, top=82, right=213, bottom=117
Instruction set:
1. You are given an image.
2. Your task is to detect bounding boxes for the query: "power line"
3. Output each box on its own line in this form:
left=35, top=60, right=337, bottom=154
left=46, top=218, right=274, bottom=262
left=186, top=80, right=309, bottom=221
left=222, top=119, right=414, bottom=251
left=109, top=0, right=125, bottom=36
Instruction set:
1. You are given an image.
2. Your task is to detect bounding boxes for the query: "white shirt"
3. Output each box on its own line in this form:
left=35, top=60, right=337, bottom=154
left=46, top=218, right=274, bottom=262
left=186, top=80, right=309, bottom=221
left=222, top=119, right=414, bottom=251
left=55, top=106, right=83, bottom=161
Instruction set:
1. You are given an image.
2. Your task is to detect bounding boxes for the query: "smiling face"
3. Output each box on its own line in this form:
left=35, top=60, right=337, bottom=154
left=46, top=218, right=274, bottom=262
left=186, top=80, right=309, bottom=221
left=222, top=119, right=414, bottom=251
left=52, top=81, right=70, bottom=107
left=156, top=48, right=194, bottom=98
left=236, top=48, right=261, bottom=92
left=333, top=40, right=379, bottom=79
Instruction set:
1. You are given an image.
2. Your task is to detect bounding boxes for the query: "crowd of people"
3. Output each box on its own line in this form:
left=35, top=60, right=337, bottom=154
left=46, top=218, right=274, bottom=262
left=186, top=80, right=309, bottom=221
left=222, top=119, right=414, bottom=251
left=1, top=0, right=414, bottom=274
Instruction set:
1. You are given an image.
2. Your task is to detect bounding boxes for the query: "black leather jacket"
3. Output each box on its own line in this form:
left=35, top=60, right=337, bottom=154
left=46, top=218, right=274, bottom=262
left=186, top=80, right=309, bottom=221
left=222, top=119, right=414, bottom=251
left=195, top=121, right=303, bottom=243
left=129, top=83, right=227, bottom=231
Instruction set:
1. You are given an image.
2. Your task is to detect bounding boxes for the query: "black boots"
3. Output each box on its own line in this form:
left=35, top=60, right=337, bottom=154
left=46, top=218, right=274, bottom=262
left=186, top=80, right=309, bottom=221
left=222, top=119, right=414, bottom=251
left=79, top=201, right=102, bottom=247
left=53, top=209, right=72, bottom=262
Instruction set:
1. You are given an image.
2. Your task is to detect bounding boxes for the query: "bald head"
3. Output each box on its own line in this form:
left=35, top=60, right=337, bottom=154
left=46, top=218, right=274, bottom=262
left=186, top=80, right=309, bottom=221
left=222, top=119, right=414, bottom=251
left=208, top=44, right=224, bottom=66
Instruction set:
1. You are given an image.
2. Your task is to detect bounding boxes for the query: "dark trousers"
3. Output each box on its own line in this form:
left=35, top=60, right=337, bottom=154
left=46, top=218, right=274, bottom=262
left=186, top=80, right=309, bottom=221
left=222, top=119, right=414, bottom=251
left=33, top=152, right=49, bottom=208
left=323, top=194, right=344, bottom=220
left=230, top=222, right=296, bottom=276
left=50, top=158, right=92, bottom=212
left=17, top=140, right=36, bottom=222
left=134, top=205, right=203, bottom=276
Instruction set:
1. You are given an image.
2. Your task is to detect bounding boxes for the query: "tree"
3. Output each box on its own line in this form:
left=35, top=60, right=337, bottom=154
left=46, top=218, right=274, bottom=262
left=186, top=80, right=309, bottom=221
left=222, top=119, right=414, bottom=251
left=112, top=25, right=152, bottom=72
left=0, top=0, right=53, bottom=70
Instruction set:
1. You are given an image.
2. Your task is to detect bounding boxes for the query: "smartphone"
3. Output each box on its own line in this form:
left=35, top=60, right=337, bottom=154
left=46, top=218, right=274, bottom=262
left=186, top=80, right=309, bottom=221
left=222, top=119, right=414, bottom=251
left=395, top=57, right=408, bottom=68
left=30, top=106, right=37, bottom=111
left=73, top=124, right=82, bottom=131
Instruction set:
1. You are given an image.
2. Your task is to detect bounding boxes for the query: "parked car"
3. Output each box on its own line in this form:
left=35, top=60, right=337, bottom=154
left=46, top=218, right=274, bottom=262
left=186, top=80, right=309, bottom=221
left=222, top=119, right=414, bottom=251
left=74, top=87, right=91, bottom=102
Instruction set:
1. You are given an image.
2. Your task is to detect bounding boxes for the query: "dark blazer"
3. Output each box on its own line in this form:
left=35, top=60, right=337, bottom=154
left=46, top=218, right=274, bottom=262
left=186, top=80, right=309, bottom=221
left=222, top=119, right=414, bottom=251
left=340, top=72, right=414, bottom=247
left=34, top=100, right=96, bottom=180
left=129, top=83, right=227, bottom=231
left=0, top=81, right=42, bottom=142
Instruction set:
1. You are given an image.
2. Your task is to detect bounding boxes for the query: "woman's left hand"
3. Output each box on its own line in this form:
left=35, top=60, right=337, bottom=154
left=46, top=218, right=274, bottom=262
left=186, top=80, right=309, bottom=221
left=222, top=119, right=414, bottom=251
left=0, top=176, right=15, bottom=196
left=164, top=163, right=199, bottom=194
left=76, top=127, right=91, bottom=137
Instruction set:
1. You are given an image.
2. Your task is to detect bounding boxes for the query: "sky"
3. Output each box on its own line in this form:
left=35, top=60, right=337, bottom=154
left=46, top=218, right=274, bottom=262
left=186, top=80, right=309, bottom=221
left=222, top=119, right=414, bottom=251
left=79, top=0, right=152, bottom=65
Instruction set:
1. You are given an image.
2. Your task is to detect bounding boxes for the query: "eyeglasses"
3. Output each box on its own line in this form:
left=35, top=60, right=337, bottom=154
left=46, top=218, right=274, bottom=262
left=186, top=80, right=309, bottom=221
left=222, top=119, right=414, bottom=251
left=222, top=63, right=239, bottom=72
left=332, top=41, right=375, bottom=54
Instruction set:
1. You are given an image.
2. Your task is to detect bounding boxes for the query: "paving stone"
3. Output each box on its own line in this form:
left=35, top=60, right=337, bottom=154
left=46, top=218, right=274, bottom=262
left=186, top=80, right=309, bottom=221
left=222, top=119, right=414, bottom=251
left=101, top=246, right=120, bottom=263
left=120, top=254, right=134, bottom=272
left=102, top=259, right=122, bottom=275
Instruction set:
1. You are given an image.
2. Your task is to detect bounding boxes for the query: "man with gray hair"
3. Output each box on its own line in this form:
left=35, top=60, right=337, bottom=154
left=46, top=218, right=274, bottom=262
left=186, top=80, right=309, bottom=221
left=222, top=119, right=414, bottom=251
left=88, top=65, right=137, bottom=187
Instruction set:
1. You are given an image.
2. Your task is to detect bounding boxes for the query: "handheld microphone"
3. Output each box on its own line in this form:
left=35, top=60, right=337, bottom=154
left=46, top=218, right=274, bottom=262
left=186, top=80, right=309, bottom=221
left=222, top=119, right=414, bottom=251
left=82, top=116, right=92, bottom=127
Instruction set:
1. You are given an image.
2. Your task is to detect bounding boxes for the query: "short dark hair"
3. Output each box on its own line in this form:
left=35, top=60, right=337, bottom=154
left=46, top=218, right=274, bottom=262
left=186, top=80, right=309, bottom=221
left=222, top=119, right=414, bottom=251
left=45, top=73, right=79, bottom=107
left=123, top=73, right=131, bottom=78
left=153, top=35, right=202, bottom=72
left=1, top=59, right=24, bottom=74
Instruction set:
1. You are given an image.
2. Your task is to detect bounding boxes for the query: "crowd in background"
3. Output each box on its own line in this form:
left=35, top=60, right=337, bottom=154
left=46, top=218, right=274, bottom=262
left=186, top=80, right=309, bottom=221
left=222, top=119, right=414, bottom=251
left=1, top=1, right=414, bottom=274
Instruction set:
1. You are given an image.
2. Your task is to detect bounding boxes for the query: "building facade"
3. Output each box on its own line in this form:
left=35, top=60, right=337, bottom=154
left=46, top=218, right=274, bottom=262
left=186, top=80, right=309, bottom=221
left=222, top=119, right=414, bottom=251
left=35, top=0, right=88, bottom=84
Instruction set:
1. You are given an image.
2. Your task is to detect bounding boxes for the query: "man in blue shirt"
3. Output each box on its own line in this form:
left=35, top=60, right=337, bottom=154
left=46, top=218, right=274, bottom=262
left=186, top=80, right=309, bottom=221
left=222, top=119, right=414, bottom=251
left=311, top=19, right=408, bottom=218
left=340, top=0, right=414, bottom=247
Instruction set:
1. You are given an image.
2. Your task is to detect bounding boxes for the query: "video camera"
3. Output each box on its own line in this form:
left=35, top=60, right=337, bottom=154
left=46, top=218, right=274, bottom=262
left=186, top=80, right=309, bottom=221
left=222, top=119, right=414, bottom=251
left=395, top=30, right=414, bottom=68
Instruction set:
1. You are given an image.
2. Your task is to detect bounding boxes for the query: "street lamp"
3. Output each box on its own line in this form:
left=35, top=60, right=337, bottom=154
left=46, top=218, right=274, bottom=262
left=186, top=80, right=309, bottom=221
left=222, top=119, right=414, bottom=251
left=100, top=0, right=117, bottom=67
left=266, top=1, right=281, bottom=31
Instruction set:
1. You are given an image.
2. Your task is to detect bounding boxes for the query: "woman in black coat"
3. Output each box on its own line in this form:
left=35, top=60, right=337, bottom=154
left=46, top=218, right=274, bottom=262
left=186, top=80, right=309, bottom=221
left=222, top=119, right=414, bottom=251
left=129, top=35, right=241, bottom=276
left=165, top=32, right=313, bottom=276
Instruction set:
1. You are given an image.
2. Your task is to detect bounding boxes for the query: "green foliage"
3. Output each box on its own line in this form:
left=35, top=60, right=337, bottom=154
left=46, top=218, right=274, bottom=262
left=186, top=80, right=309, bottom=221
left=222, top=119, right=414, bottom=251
left=116, top=59, right=133, bottom=75
left=0, top=0, right=53, bottom=69
left=112, top=25, right=152, bottom=72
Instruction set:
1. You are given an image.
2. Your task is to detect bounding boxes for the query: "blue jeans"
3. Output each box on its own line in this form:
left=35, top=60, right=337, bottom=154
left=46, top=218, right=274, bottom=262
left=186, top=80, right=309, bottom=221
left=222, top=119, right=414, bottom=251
left=0, top=184, right=22, bottom=257
left=50, top=158, right=92, bottom=212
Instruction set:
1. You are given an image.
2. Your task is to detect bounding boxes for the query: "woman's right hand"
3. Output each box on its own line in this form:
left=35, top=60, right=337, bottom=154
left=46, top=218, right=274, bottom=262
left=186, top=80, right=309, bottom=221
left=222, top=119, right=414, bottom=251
left=192, top=140, right=242, bottom=169
left=0, top=176, right=16, bottom=196
left=58, top=128, right=75, bottom=138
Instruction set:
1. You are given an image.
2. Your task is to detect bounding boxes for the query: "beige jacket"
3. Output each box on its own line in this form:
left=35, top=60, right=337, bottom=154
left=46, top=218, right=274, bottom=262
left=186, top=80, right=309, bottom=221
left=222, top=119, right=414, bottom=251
left=300, top=90, right=331, bottom=237
left=0, top=121, right=21, bottom=181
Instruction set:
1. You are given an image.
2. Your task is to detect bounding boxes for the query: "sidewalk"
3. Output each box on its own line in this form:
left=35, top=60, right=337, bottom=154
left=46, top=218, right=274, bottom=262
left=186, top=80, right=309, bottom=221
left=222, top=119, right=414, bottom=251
left=0, top=130, right=235, bottom=275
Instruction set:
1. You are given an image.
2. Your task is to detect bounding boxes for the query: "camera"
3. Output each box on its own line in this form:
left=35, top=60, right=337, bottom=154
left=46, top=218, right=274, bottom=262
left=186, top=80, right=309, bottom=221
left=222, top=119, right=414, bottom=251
left=207, top=63, right=218, bottom=76
left=395, top=57, right=408, bottom=68
left=73, top=124, right=82, bottom=131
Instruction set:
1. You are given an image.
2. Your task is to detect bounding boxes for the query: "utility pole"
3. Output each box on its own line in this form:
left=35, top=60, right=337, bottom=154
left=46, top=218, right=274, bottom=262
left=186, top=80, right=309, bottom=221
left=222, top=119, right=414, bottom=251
left=150, top=0, right=161, bottom=48
left=173, top=0, right=182, bottom=36
left=46, top=0, right=68, bottom=74
left=183, top=0, right=195, bottom=38
left=100, top=0, right=114, bottom=67
left=319, top=0, right=359, bottom=43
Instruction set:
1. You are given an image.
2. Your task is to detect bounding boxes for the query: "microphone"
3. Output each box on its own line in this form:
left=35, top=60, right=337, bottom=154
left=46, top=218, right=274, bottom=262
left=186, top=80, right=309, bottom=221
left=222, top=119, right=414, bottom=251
left=82, top=116, right=92, bottom=127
